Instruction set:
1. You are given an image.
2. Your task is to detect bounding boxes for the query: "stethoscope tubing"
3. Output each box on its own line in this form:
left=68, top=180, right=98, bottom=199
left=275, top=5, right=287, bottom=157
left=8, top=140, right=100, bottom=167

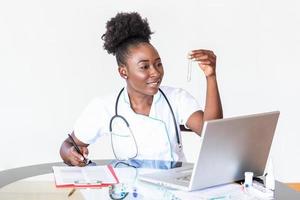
left=109, top=87, right=181, bottom=160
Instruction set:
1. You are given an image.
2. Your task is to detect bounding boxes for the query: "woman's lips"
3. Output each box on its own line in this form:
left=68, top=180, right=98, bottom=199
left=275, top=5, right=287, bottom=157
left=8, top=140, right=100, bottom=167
left=147, top=80, right=160, bottom=88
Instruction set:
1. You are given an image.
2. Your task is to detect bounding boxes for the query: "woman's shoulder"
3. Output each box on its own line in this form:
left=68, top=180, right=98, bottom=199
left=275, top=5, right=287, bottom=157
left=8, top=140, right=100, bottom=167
left=85, top=89, right=121, bottom=109
left=159, top=85, right=191, bottom=97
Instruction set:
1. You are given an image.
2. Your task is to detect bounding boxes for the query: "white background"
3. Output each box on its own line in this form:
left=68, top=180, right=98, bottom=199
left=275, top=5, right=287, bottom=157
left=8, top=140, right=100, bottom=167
left=0, top=0, right=299, bottom=182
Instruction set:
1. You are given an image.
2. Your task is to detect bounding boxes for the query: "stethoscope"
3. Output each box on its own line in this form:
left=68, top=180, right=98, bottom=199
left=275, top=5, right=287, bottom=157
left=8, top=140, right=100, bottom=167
left=109, top=87, right=182, bottom=160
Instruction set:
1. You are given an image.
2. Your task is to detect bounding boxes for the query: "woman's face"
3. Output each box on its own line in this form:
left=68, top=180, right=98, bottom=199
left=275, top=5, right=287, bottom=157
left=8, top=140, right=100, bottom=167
left=120, top=43, right=164, bottom=96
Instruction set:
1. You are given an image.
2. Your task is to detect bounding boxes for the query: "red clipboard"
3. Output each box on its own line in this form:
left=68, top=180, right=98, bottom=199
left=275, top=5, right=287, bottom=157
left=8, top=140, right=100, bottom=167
left=53, top=165, right=119, bottom=188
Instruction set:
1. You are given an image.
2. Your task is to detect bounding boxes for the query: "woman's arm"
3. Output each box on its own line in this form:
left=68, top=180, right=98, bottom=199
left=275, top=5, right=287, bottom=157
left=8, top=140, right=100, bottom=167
left=185, top=49, right=223, bottom=135
left=59, top=131, right=90, bottom=166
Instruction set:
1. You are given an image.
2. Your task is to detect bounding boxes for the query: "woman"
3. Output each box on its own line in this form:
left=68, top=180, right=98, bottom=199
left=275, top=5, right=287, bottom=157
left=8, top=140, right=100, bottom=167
left=60, top=12, right=222, bottom=166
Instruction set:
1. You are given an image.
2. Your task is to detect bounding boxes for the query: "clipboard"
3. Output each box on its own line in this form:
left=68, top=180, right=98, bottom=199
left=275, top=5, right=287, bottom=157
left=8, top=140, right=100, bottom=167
left=52, top=165, right=119, bottom=188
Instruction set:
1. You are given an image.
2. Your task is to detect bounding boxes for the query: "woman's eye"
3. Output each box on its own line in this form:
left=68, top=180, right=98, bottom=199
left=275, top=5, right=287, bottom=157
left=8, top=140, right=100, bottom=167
left=140, top=65, right=149, bottom=69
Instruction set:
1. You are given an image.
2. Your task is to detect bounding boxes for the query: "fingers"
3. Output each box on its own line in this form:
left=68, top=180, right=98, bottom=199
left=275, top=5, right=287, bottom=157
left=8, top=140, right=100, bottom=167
left=188, top=49, right=217, bottom=77
left=188, top=50, right=216, bottom=62
left=189, top=49, right=216, bottom=58
left=68, top=146, right=87, bottom=167
left=81, top=146, right=89, bottom=158
left=192, top=55, right=215, bottom=65
left=66, top=132, right=90, bottom=166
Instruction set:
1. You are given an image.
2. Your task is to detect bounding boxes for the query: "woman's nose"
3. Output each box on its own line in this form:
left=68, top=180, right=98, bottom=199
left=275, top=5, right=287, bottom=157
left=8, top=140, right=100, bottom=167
left=149, top=65, right=160, bottom=77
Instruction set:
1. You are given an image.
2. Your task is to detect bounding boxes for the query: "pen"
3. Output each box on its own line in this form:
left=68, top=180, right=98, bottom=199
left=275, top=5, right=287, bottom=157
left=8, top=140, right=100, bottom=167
left=68, top=134, right=91, bottom=165
left=68, top=188, right=76, bottom=197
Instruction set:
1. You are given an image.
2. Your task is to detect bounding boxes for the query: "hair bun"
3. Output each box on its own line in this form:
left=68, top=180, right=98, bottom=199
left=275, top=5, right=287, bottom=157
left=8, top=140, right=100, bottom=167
left=102, top=12, right=153, bottom=55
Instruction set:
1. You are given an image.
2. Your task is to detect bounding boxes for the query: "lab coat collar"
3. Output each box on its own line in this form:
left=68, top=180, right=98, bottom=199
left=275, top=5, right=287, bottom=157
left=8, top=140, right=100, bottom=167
left=122, top=87, right=162, bottom=106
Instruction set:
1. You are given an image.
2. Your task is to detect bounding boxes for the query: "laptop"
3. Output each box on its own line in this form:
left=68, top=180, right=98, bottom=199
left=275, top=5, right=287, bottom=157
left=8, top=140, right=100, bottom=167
left=138, top=111, right=280, bottom=191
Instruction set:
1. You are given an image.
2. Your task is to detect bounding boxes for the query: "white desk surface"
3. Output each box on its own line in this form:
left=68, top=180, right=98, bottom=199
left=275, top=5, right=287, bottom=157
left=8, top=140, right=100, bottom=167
left=0, top=160, right=280, bottom=200
left=0, top=167, right=273, bottom=200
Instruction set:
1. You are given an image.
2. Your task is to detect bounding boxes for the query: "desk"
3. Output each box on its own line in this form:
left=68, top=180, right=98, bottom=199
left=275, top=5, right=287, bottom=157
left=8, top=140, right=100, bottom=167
left=0, top=160, right=112, bottom=200
left=0, top=160, right=194, bottom=200
left=1, top=160, right=298, bottom=200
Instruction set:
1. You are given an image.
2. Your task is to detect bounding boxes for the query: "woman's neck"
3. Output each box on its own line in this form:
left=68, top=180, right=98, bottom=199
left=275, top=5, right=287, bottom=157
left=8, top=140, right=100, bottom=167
left=127, top=89, right=153, bottom=116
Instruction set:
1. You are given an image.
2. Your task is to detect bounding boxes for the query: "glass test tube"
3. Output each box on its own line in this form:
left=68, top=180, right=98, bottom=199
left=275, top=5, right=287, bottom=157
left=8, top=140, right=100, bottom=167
left=187, top=58, right=192, bottom=82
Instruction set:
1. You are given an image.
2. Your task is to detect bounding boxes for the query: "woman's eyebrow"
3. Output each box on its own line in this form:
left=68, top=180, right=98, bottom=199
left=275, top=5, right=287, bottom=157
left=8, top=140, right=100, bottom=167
left=137, top=59, right=149, bottom=64
left=137, top=57, right=161, bottom=64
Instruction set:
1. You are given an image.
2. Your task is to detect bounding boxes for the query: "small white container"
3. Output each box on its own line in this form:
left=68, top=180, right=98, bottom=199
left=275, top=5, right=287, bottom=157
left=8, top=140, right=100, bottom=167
left=244, top=172, right=254, bottom=188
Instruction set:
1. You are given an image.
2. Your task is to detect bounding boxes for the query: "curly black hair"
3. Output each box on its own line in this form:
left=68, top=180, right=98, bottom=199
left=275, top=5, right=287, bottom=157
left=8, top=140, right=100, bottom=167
left=101, top=12, right=153, bottom=66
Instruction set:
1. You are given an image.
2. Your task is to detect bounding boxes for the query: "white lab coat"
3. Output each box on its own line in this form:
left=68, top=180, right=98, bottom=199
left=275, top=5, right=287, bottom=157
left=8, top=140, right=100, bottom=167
left=74, top=86, right=201, bottom=161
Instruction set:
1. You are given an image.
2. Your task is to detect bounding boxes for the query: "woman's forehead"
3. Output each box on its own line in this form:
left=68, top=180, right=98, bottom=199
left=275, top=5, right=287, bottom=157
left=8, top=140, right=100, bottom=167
left=127, top=43, right=160, bottom=62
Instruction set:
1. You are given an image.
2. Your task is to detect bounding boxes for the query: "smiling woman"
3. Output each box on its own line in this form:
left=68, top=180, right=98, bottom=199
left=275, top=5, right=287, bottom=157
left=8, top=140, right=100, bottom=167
left=59, top=12, right=223, bottom=166
left=120, top=43, right=164, bottom=105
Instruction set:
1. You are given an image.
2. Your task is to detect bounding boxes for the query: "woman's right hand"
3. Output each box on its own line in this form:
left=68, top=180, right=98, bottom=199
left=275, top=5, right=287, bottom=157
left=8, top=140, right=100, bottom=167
left=60, top=133, right=90, bottom=167
left=66, top=145, right=89, bottom=167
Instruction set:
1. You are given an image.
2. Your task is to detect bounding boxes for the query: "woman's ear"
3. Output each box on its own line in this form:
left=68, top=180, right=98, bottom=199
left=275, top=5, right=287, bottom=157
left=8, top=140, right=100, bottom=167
left=118, top=65, right=128, bottom=79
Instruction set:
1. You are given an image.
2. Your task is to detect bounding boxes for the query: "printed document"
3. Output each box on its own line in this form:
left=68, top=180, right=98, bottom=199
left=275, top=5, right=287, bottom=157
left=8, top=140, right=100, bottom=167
left=52, top=165, right=118, bottom=187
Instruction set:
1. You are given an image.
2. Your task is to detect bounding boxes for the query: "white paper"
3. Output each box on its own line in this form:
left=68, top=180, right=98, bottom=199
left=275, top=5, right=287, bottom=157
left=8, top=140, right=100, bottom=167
left=52, top=165, right=117, bottom=186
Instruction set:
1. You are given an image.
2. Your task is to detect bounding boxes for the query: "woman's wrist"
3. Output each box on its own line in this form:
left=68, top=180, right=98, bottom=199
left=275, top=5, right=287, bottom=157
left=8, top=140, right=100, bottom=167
left=206, top=73, right=217, bottom=80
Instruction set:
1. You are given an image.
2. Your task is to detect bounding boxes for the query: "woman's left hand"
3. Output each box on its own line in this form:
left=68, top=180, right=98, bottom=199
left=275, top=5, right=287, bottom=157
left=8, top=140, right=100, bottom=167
left=188, top=49, right=217, bottom=78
